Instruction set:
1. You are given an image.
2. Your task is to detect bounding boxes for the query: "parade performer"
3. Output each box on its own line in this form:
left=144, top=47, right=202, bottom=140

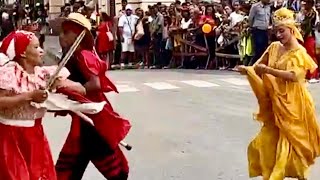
left=0, top=30, right=85, bottom=180
left=301, top=0, right=319, bottom=82
left=237, top=8, right=320, bottom=180
left=55, top=13, right=131, bottom=180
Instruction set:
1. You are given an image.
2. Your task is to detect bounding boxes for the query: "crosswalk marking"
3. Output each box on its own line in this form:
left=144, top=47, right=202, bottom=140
left=220, top=78, right=249, bottom=86
left=104, top=76, right=320, bottom=96
left=144, top=82, right=180, bottom=90
left=109, top=77, right=252, bottom=93
left=115, top=84, right=140, bottom=92
left=180, top=80, right=220, bottom=87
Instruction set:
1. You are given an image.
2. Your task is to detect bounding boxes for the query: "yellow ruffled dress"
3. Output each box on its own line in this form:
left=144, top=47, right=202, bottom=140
left=246, top=42, right=320, bottom=180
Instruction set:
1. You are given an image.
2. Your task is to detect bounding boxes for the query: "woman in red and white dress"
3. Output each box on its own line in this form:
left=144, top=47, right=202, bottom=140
left=0, top=30, right=85, bottom=180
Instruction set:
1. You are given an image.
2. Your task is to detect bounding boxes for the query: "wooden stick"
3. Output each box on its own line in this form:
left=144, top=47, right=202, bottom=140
left=46, top=30, right=86, bottom=90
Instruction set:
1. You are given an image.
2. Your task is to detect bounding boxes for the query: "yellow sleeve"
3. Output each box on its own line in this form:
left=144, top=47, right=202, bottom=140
left=286, top=51, right=318, bottom=82
left=253, top=42, right=278, bottom=66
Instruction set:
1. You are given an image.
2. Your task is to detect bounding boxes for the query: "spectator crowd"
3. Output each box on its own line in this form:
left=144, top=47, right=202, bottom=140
left=100, top=0, right=320, bottom=83
left=0, top=2, right=49, bottom=47
left=2, top=0, right=320, bottom=82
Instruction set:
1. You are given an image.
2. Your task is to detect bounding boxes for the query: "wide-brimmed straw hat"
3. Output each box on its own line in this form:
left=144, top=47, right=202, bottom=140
left=62, top=12, right=94, bottom=50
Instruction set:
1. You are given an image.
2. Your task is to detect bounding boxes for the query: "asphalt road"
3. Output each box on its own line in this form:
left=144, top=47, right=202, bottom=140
left=42, top=69, right=320, bottom=180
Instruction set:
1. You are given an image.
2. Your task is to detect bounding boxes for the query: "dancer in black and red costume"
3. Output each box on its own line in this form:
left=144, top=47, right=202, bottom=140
left=55, top=12, right=131, bottom=180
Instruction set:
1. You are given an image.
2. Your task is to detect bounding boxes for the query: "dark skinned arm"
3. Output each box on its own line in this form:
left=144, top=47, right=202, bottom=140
left=118, top=27, right=124, bottom=42
left=83, top=75, right=101, bottom=92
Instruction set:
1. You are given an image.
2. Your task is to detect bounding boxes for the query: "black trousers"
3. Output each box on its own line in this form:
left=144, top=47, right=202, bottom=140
left=250, top=29, right=269, bottom=65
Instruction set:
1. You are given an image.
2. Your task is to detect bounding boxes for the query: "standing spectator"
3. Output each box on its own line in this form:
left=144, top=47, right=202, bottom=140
left=150, top=5, right=164, bottom=69
left=296, top=2, right=306, bottom=24
left=199, top=5, right=219, bottom=68
left=238, top=16, right=253, bottom=66
left=0, top=12, right=14, bottom=41
left=36, top=8, right=47, bottom=48
left=96, top=12, right=114, bottom=68
left=229, top=1, right=244, bottom=27
left=118, top=5, right=138, bottom=69
left=82, top=1, right=96, bottom=38
left=190, top=0, right=200, bottom=10
left=271, top=0, right=285, bottom=12
left=248, top=0, right=271, bottom=65
left=63, top=5, right=71, bottom=16
left=113, top=10, right=124, bottom=67
left=224, top=5, right=233, bottom=16
left=13, top=3, right=27, bottom=30
left=283, top=0, right=301, bottom=12
left=121, top=0, right=128, bottom=13
left=315, top=1, right=320, bottom=68
left=301, top=0, right=319, bottom=82
left=162, top=16, right=172, bottom=69
left=72, top=1, right=82, bottom=12
left=134, top=9, right=151, bottom=68
left=59, top=6, right=66, bottom=17
left=181, top=10, right=192, bottom=29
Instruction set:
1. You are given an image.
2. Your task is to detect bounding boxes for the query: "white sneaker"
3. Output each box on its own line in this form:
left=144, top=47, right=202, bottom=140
left=120, top=63, right=125, bottom=70
left=309, top=79, right=319, bottom=84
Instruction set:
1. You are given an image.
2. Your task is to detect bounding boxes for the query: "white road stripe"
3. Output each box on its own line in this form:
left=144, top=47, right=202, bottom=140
left=180, top=80, right=220, bottom=87
left=220, top=78, right=249, bottom=86
left=115, top=84, right=140, bottom=92
left=144, top=82, right=180, bottom=90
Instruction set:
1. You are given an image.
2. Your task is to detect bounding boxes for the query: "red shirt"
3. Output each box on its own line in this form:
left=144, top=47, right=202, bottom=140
left=199, top=15, right=216, bottom=36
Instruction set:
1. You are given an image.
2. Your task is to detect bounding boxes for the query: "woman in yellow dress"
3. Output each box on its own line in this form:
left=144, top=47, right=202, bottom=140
left=237, top=8, right=320, bottom=180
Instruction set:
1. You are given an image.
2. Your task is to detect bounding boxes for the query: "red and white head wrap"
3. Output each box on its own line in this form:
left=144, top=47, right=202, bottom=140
left=0, top=30, right=35, bottom=62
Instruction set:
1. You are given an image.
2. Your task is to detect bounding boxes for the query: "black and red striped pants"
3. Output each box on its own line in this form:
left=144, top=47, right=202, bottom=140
left=55, top=119, right=129, bottom=180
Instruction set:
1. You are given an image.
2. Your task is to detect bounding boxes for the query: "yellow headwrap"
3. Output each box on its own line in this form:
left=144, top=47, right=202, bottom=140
left=273, top=8, right=304, bottom=42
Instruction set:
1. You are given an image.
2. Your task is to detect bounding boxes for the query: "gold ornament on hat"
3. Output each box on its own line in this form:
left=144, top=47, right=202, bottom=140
left=273, top=8, right=296, bottom=26
left=272, top=8, right=304, bottom=42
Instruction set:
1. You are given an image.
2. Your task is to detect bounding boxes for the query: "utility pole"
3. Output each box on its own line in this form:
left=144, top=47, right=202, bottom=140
left=110, top=0, right=115, bottom=17
left=95, top=0, right=99, bottom=25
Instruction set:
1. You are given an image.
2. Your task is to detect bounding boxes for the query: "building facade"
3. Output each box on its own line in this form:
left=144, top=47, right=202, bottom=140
left=47, top=0, right=174, bottom=19
left=115, top=0, right=174, bottom=13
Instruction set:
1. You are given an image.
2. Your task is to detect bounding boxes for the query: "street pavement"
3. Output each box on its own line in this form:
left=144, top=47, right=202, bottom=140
left=42, top=69, right=320, bottom=180
left=43, top=36, right=61, bottom=66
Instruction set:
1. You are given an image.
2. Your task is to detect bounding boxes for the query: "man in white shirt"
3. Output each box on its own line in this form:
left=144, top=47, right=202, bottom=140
left=229, top=1, right=244, bottom=27
left=118, top=5, right=138, bottom=69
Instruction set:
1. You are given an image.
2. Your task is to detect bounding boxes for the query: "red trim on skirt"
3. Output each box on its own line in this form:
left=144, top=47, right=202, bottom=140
left=56, top=118, right=129, bottom=180
left=0, top=119, right=56, bottom=180
left=55, top=88, right=130, bottom=179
